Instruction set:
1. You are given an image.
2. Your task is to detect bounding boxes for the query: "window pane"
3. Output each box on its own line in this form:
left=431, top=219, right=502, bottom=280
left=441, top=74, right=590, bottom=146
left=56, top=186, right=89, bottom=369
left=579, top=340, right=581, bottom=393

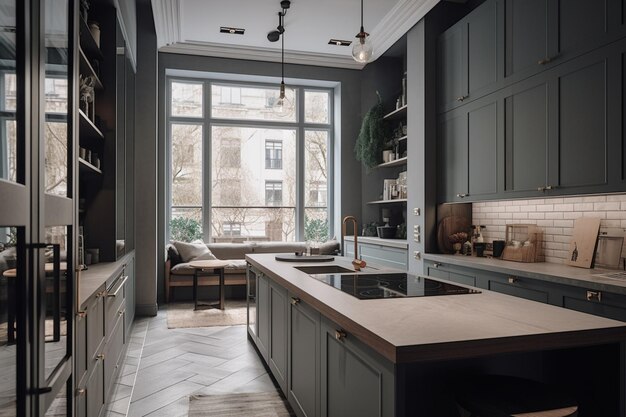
left=170, top=208, right=203, bottom=242
left=1, top=120, right=17, bottom=182
left=212, top=126, right=296, bottom=242
left=211, top=84, right=296, bottom=122
left=305, top=208, right=329, bottom=243
left=44, top=121, right=68, bottom=196
left=171, top=82, right=203, bottom=118
left=305, top=90, right=330, bottom=124
left=45, top=78, right=68, bottom=114
left=171, top=124, right=203, bottom=206
left=305, top=130, right=328, bottom=208
left=3, top=74, right=17, bottom=112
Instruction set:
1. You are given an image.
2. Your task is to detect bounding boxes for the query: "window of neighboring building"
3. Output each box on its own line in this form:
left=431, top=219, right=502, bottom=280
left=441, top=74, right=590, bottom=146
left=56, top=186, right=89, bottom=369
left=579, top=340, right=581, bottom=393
left=167, top=78, right=333, bottom=243
left=265, top=140, right=282, bottom=169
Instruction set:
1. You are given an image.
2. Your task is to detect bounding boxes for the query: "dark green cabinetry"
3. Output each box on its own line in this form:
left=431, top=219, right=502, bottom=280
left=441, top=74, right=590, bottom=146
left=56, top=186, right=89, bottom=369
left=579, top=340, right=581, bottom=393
left=437, top=0, right=626, bottom=202
left=288, top=297, right=320, bottom=417
left=424, top=259, right=626, bottom=322
left=320, top=318, right=395, bottom=417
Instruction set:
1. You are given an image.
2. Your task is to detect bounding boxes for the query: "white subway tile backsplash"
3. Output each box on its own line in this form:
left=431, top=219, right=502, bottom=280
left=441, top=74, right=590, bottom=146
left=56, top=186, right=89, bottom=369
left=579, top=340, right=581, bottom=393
left=473, top=193, right=626, bottom=265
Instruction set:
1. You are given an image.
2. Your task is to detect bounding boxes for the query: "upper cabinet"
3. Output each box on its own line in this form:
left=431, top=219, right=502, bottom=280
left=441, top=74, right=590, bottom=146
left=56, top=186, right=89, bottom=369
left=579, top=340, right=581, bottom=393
left=438, top=0, right=499, bottom=112
left=437, top=0, right=626, bottom=203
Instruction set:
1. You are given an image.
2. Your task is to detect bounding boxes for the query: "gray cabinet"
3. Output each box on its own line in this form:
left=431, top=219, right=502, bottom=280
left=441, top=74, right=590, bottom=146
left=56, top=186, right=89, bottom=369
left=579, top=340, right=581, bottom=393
left=438, top=94, right=500, bottom=203
left=86, top=357, right=104, bottom=417
left=257, top=272, right=270, bottom=362
left=438, top=0, right=498, bottom=112
left=320, top=318, right=395, bottom=417
left=288, top=296, right=320, bottom=417
left=344, top=239, right=408, bottom=270
left=269, top=280, right=288, bottom=395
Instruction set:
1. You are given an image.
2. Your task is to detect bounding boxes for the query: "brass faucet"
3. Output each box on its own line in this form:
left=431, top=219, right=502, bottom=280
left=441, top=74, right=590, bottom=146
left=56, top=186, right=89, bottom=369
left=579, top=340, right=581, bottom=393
left=342, top=216, right=366, bottom=271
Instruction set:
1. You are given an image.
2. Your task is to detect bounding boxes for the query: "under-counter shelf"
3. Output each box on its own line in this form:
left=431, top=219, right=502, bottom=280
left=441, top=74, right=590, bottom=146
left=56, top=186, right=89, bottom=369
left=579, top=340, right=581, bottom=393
left=79, top=158, right=102, bottom=175
left=79, top=109, right=104, bottom=141
left=366, top=198, right=407, bottom=205
left=375, top=156, right=407, bottom=168
left=383, top=105, right=407, bottom=120
left=79, top=48, right=103, bottom=90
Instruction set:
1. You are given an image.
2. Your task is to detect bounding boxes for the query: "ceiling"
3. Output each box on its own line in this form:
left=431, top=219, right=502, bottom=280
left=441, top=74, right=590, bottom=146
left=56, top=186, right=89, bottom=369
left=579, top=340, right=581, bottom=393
left=151, top=0, right=440, bottom=69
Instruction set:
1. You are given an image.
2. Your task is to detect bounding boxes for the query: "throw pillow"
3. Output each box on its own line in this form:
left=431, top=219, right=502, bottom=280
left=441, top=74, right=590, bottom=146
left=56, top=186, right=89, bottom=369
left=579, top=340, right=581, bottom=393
left=319, top=238, right=340, bottom=255
left=172, top=240, right=215, bottom=263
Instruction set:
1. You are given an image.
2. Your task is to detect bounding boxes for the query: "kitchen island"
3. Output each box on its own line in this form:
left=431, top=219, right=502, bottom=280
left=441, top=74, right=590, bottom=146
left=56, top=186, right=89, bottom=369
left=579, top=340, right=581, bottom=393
left=246, top=253, right=626, bottom=417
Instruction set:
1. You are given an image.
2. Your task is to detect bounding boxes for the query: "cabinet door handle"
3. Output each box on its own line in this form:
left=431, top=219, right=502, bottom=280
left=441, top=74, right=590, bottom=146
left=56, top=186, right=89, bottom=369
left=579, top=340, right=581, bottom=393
left=586, top=290, right=602, bottom=302
left=456, top=95, right=468, bottom=102
left=335, top=329, right=347, bottom=341
left=433, top=262, right=442, bottom=268
left=538, top=57, right=552, bottom=65
left=545, top=185, right=554, bottom=190
left=456, top=193, right=468, bottom=198
left=537, top=186, right=545, bottom=192
left=290, top=297, right=300, bottom=306
left=507, top=277, right=518, bottom=284
left=76, top=388, right=86, bottom=396
left=96, top=353, right=105, bottom=361
left=107, top=275, right=128, bottom=298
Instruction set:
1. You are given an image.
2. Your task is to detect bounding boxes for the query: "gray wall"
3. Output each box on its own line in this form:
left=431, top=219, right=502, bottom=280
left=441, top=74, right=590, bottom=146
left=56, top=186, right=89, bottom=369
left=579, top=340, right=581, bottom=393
left=134, top=0, right=158, bottom=316
left=156, top=53, right=363, bottom=303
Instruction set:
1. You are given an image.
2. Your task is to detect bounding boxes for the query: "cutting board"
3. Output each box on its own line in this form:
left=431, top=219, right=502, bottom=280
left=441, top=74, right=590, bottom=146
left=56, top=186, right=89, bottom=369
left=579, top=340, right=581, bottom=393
left=566, top=217, right=601, bottom=269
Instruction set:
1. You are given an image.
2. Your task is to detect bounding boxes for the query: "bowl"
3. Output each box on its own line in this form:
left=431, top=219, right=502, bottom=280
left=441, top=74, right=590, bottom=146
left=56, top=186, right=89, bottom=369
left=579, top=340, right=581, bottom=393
left=377, top=226, right=396, bottom=239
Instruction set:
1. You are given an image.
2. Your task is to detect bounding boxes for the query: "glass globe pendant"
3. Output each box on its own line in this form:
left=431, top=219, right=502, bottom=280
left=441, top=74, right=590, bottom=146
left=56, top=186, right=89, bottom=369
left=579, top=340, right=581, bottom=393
left=352, top=0, right=372, bottom=63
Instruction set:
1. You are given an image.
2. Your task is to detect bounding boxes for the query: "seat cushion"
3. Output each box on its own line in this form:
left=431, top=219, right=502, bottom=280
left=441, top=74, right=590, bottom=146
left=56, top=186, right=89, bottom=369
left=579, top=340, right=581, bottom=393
left=318, top=239, right=340, bottom=255
left=172, top=240, right=216, bottom=262
left=253, top=242, right=307, bottom=254
left=171, top=259, right=247, bottom=276
left=206, top=243, right=255, bottom=260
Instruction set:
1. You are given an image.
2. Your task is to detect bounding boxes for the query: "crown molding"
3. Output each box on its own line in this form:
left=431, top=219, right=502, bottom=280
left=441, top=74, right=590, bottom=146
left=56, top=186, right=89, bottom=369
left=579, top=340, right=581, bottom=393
left=159, top=41, right=366, bottom=70
left=151, top=0, right=181, bottom=47
left=369, top=0, right=440, bottom=61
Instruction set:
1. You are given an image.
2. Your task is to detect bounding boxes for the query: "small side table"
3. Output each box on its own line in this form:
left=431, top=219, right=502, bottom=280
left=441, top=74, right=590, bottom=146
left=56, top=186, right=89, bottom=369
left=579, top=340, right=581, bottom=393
left=188, top=260, right=230, bottom=311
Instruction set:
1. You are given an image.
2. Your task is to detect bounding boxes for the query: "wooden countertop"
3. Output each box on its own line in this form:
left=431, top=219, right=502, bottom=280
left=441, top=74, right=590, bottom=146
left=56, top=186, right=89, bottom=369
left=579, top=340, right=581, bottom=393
left=247, top=253, right=626, bottom=364
left=79, top=251, right=134, bottom=309
left=423, top=253, right=626, bottom=295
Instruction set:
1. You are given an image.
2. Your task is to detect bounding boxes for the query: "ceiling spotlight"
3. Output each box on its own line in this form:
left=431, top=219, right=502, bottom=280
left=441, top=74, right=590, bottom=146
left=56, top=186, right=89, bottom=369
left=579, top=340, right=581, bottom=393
left=220, top=26, right=245, bottom=35
left=267, top=0, right=290, bottom=42
left=329, top=39, right=352, bottom=46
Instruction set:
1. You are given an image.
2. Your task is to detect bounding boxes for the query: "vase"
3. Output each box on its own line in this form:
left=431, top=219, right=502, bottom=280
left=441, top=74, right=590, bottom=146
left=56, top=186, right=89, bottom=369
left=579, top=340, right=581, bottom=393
left=452, top=243, right=462, bottom=254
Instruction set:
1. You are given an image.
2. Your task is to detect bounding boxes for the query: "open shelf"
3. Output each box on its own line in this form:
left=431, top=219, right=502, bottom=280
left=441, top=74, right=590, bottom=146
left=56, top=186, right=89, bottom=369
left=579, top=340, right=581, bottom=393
left=79, top=17, right=103, bottom=61
left=79, top=109, right=104, bottom=141
left=79, top=48, right=103, bottom=90
left=375, top=156, right=407, bottom=169
left=366, top=198, right=407, bottom=205
left=79, top=157, right=102, bottom=175
left=383, top=105, right=407, bottom=120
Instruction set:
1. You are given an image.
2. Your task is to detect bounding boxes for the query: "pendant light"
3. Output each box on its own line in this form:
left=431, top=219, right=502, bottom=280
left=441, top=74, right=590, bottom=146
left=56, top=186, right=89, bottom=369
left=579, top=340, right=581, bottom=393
left=352, top=0, right=373, bottom=63
left=271, top=0, right=293, bottom=116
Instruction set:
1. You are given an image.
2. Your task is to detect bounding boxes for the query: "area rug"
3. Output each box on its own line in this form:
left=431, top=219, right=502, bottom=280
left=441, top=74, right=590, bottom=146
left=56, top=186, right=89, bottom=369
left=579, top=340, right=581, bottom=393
left=166, top=300, right=247, bottom=329
left=188, top=391, right=295, bottom=417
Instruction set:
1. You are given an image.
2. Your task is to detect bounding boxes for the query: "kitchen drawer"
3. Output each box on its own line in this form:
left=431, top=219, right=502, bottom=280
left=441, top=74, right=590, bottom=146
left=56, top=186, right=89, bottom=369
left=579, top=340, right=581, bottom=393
left=76, top=310, right=88, bottom=386
left=105, top=273, right=127, bottom=335
left=359, top=244, right=407, bottom=270
left=424, top=261, right=476, bottom=287
left=559, top=287, right=626, bottom=322
left=87, top=290, right=105, bottom=365
left=104, top=310, right=125, bottom=398
left=488, top=275, right=550, bottom=304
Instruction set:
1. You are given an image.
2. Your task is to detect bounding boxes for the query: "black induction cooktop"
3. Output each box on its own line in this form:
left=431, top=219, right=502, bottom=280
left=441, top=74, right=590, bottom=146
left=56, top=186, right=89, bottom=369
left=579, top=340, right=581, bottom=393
left=309, top=272, right=481, bottom=299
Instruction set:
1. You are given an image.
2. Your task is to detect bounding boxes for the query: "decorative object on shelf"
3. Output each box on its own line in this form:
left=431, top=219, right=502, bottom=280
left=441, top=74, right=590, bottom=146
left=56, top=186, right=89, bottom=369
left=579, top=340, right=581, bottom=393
left=79, top=74, right=95, bottom=121
left=79, top=147, right=86, bottom=160
left=80, top=0, right=89, bottom=22
left=401, top=71, right=407, bottom=106
left=502, top=224, right=543, bottom=263
left=396, top=222, right=407, bottom=239
left=448, top=232, right=468, bottom=254
left=362, top=222, right=378, bottom=237
left=382, top=149, right=393, bottom=163
left=355, top=92, right=384, bottom=169
left=88, top=21, right=100, bottom=48
left=397, top=170, right=407, bottom=199
left=267, top=0, right=293, bottom=116
left=86, top=248, right=99, bottom=264
left=352, top=0, right=372, bottom=63
left=377, top=225, right=396, bottom=239
left=565, top=217, right=601, bottom=269
left=383, top=179, right=397, bottom=200
left=462, top=240, right=473, bottom=256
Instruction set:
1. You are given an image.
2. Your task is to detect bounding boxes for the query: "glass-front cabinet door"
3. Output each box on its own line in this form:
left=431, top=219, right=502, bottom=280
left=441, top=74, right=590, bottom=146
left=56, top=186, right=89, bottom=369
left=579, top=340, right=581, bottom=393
left=0, top=0, right=76, bottom=416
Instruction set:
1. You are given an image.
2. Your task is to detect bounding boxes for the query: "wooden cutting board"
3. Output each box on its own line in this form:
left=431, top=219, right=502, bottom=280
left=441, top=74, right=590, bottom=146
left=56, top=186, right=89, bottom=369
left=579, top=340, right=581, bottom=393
left=566, top=217, right=601, bottom=269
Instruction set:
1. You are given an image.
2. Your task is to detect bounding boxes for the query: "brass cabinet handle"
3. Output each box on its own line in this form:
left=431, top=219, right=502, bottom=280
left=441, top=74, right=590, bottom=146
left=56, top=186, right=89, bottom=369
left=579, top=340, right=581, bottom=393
left=107, top=275, right=128, bottom=298
left=545, top=185, right=554, bottom=190
left=96, top=353, right=105, bottom=360
left=76, top=268, right=86, bottom=317
left=118, top=309, right=125, bottom=317
left=290, top=297, right=300, bottom=306
left=538, top=57, right=552, bottom=65
left=537, top=186, right=545, bottom=192
left=586, top=290, right=602, bottom=302
left=335, top=329, right=347, bottom=341
left=76, top=388, right=86, bottom=396
left=456, top=95, right=468, bottom=102
left=433, top=262, right=442, bottom=268
left=507, top=277, right=518, bottom=284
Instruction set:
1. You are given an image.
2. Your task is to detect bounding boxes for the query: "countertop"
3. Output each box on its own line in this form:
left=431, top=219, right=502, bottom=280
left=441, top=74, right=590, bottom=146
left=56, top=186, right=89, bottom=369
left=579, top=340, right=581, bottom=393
left=423, top=253, right=626, bottom=295
left=246, top=253, right=626, bottom=364
left=79, top=251, right=134, bottom=309
left=343, top=235, right=408, bottom=249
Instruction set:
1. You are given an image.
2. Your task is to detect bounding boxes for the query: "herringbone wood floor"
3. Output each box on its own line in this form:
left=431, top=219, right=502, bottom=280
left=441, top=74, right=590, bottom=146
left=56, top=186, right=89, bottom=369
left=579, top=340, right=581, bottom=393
left=107, top=306, right=276, bottom=417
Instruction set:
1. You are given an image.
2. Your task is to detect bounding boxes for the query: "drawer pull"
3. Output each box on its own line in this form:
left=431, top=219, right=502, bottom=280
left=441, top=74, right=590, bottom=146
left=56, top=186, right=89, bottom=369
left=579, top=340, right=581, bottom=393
left=76, top=388, right=86, bottom=396
left=538, top=57, right=553, bottom=65
left=433, top=262, right=442, bottom=268
left=96, top=353, right=105, bottom=360
left=290, top=297, right=300, bottom=306
left=507, top=277, right=518, bottom=284
left=586, top=290, right=602, bottom=302
left=107, top=275, right=128, bottom=298
left=335, top=329, right=347, bottom=341
left=456, top=95, right=468, bottom=102
left=118, top=310, right=125, bottom=317
left=456, top=193, right=468, bottom=198
left=537, top=186, right=545, bottom=192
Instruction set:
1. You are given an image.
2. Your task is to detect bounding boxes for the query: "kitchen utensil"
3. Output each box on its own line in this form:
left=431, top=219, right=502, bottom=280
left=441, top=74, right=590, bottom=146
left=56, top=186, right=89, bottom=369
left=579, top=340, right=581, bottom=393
left=493, top=240, right=505, bottom=257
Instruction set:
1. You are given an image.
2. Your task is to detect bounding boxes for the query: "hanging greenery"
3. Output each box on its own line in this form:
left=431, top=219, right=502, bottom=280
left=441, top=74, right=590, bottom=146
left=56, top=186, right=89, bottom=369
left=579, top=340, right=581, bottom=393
left=354, top=94, right=384, bottom=169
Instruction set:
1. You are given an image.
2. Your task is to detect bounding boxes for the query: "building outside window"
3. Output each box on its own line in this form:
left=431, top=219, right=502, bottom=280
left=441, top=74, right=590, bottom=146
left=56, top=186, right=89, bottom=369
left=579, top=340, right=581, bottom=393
left=167, top=79, right=332, bottom=243
left=265, top=139, right=282, bottom=169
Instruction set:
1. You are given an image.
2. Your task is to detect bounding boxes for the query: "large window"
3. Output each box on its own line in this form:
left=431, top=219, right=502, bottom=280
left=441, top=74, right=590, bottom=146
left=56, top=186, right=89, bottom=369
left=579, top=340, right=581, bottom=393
left=168, top=79, right=333, bottom=243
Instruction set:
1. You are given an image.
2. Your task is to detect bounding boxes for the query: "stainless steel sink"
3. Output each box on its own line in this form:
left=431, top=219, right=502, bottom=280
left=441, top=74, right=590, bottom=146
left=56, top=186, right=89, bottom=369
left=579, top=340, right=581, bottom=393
left=294, top=265, right=355, bottom=274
